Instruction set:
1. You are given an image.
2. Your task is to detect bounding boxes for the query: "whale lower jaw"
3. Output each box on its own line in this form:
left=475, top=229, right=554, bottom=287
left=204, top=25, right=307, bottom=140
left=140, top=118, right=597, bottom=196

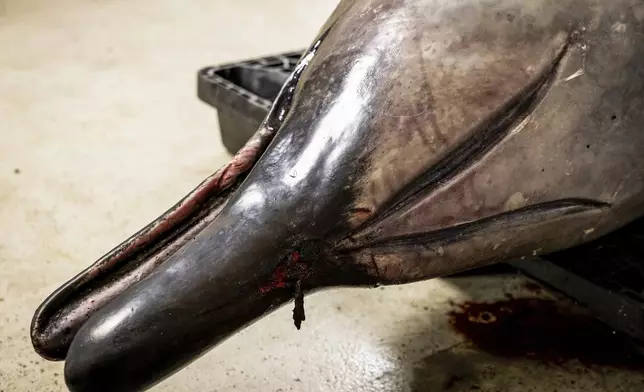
left=339, top=198, right=610, bottom=284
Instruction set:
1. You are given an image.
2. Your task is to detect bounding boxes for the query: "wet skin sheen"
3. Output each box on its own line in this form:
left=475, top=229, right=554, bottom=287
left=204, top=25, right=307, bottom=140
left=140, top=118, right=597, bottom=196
left=30, top=0, right=644, bottom=391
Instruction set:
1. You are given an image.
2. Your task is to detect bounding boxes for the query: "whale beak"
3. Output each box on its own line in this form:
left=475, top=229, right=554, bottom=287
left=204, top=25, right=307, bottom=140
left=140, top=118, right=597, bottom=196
left=60, top=187, right=364, bottom=392
left=31, top=32, right=375, bottom=392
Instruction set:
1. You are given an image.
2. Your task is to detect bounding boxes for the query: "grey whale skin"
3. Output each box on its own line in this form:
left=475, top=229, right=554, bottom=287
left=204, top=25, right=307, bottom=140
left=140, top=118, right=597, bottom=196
left=29, top=0, right=644, bottom=391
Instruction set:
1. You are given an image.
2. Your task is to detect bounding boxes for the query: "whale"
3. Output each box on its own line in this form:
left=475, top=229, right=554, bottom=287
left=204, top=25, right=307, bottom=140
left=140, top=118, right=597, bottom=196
left=30, top=0, right=644, bottom=390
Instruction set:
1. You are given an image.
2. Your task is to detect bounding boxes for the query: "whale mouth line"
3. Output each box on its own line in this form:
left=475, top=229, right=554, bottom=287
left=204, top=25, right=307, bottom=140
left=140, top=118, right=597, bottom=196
left=29, top=172, right=248, bottom=361
left=336, top=198, right=610, bottom=252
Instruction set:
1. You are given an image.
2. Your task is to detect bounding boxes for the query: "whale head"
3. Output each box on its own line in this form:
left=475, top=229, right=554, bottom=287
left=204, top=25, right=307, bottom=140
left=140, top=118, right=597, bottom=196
left=30, top=0, right=644, bottom=390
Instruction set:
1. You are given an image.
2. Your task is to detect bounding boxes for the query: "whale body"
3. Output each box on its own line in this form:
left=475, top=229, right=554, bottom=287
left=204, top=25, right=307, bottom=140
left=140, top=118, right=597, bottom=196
left=30, top=0, right=644, bottom=391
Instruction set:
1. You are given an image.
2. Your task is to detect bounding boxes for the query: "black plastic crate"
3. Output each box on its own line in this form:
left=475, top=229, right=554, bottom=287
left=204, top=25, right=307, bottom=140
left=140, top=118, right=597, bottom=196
left=197, top=51, right=302, bottom=154
left=197, top=51, right=644, bottom=343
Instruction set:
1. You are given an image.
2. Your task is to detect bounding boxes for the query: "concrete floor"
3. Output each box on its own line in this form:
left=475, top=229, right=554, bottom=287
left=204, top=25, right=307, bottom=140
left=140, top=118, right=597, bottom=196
left=1, top=1, right=644, bottom=391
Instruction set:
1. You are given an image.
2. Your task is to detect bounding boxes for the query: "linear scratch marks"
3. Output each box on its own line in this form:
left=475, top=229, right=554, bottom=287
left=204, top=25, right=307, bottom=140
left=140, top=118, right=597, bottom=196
left=415, top=28, right=447, bottom=146
left=563, top=68, right=584, bottom=82
left=381, top=25, right=442, bottom=154
left=612, top=169, right=637, bottom=201
left=350, top=41, right=571, bottom=235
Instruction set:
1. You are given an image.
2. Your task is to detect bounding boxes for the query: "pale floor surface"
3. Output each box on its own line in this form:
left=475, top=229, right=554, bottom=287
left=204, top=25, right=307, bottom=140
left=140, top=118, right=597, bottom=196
left=1, top=1, right=643, bottom=391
